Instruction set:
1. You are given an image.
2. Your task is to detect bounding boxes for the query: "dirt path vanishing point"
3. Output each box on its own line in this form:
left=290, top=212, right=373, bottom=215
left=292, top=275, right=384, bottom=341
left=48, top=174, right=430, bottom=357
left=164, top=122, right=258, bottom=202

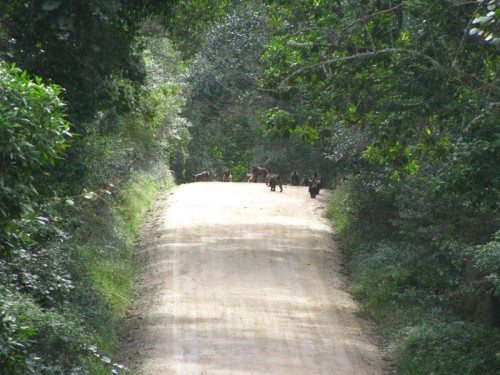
left=118, top=182, right=388, bottom=375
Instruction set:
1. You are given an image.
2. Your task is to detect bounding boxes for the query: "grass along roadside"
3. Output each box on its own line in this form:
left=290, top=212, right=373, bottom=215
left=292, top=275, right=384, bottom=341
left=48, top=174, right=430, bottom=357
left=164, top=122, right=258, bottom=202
left=89, top=170, right=176, bottom=361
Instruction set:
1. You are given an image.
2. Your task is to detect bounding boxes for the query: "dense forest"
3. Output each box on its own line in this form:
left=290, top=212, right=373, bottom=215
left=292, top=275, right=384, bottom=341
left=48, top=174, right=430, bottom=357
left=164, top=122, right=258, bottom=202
left=0, top=0, right=499, bottom=374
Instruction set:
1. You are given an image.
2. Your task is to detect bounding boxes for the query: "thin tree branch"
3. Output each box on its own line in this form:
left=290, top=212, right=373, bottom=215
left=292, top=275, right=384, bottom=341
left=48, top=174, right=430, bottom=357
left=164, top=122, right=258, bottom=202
left=463, top=101, right=500, bottom=133
left=279, top=48, right=442, bottom=87
left=452, top=3, right=482, bottom=70
left=278, top=48, right=500, bottom=96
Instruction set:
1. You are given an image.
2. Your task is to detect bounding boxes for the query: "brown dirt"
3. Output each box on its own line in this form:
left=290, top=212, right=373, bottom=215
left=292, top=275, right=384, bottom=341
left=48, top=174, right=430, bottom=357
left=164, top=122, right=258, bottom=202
left=118, top=182, right=389, bottom=374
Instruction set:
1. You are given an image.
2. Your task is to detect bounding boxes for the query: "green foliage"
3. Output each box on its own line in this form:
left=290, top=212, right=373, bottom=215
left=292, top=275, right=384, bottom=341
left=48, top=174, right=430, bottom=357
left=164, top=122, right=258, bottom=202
left=167, top=0, right=232, bottom=57
left=116, top=171, right=175, bottom=243
left=435, top=134, right=500, bottom=212
left=0, top=0, right=185, bottom=197
left=3, top=246, right=74, bottom=308
left=395, top=321, right=500, bottom=374
left=326, top=183, right=353, bottom=248
left=0, top=62, right=70, bottom=254
left=229, top=162, right=249, bottom=182
left=331, top=172, right=499, bottom=372
left=79, top=26, right=191, bottom=188
left=0, top=167, right=175, bottom=373
left=260, top=107, right=294, bottom=138
left=471, top=231, right=500, bottom=297
left=176, top=0, right=332, bottom=183
left=261, top=0, right=499, bottom=189
left=469, top=0, right=500, bottom=44
left=0, top=7, right=185, bottom=373
left=0, top=0, right=153, bottom=122
left=1, top=286, right=99, bottom=374
left=181, top=1, right=271, bottom=181
left=0, top=287, right=37, bottom=374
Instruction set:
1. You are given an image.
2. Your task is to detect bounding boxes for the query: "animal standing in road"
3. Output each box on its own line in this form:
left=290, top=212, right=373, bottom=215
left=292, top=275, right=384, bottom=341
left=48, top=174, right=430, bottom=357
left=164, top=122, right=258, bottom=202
left=222, top=169, right=232, bottom=182
left=267, top=174, right=283, bottom=192
left=192, top=171, right=210, bottom=182
left=251, top=166, right=269, bottom=183
left=290, top=170, right=300, bottom=186
left=309, top=180, right=319, bottom=198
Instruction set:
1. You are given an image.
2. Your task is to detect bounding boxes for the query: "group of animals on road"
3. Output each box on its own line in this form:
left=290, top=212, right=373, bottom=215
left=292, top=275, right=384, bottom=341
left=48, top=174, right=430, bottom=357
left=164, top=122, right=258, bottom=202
left=192, top=166, right=322, bottom=198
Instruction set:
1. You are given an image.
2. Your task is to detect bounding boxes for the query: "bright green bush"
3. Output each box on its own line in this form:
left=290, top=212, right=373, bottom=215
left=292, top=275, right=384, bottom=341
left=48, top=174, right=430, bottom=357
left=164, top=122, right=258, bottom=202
left=0, top=62, right=70, bottom=255
left=326, top=183, right=350, bottom=244
left=116, top=171, right=172, bottom=242
left=229, top=162, right=249, bottom=182
left=72, top=168, right=175, bottom=354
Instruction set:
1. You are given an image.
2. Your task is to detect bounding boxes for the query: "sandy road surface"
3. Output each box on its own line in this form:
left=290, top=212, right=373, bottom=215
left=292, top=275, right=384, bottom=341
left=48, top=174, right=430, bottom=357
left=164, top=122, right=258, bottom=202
left=118, top=182, right=387, bottom=374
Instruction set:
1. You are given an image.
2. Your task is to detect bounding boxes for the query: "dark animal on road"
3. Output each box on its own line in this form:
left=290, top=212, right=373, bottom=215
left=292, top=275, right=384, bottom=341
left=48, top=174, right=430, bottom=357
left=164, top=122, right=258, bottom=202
left=267, top=174, right=283, bottom=192
left=251, top=166, right=269, bottom=183
left=309, top=181, right=319, bottom=198
left=193, top=171, right=210, bottom=182
left=290, top=170, right=300, bottom=186
left=222, top=169, right=231, bottom=182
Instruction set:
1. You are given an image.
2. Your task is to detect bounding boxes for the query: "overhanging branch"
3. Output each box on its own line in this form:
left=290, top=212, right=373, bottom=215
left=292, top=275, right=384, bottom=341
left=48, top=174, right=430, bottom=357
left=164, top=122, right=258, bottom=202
left=278, top=48, right=500, bottom=96
left=279, top=48, right=443, bottom=87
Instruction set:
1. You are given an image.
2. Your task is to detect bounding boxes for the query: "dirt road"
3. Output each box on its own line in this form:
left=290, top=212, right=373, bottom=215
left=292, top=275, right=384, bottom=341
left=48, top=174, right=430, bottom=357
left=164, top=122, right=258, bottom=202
left=118, top=182, right=387, bottom=374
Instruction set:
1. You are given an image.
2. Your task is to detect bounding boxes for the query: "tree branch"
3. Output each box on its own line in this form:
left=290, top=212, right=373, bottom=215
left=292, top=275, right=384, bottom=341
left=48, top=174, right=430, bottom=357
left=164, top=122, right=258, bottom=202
left=279, top=48, right=443, bottom=87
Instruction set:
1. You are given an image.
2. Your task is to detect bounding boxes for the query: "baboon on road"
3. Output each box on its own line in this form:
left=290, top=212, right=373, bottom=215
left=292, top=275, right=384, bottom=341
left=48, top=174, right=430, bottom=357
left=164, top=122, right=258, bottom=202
left=267, top=174, right=283, bottom=192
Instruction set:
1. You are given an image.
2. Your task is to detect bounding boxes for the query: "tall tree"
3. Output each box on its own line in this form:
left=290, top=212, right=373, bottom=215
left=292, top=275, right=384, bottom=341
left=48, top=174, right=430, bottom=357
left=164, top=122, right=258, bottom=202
left=179, top=1, right=271, bottom=181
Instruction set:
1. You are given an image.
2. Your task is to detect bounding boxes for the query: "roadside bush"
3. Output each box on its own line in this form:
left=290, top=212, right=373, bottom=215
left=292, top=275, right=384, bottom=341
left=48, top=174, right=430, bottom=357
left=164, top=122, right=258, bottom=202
left=67, top=168, right=175, bottom=352
left=116, top=170, right=174, bottom=243
left=471, top=231, right=500, bottom=298
left=329, top=175, right=500, bottom=373
left=0, top=166, right=175, bottom=373
left=0, top=287, right=37, bottom=374
left=343, top=173, right=398, bottom=246
left=229, top=162, right=249, bottom=182
left=1, top=13, right=184, bottom=375
left=394, top=321, right=500, bottom=375
left=0, top=286, right=93, bottom=374
left=350, top=242, right=414, bottom=315
left=0, top=62, right=70, bottom=256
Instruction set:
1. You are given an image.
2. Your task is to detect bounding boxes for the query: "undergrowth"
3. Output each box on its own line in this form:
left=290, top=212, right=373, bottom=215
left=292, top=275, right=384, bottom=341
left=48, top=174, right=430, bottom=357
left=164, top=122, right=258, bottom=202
left=327, top=182, right=500, bottom=375
left=0, top=168, right=175, bottom=374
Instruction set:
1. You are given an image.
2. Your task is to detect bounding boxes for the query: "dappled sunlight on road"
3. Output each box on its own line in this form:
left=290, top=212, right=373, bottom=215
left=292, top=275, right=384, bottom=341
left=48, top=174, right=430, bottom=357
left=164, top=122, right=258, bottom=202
left=119, top=182, right=386, bottom=374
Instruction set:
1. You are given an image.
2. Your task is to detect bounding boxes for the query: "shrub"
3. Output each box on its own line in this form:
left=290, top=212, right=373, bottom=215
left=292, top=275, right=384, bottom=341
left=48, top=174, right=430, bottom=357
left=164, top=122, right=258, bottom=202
left=472, top=231, right=500, bottom=298
left=0, top=287, right=36, bottom=374
left=0, top=287, right=92, bottom=374
left=0, top=62, right=70, bottom=255
left=394, top=321, right=500, bottom=375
